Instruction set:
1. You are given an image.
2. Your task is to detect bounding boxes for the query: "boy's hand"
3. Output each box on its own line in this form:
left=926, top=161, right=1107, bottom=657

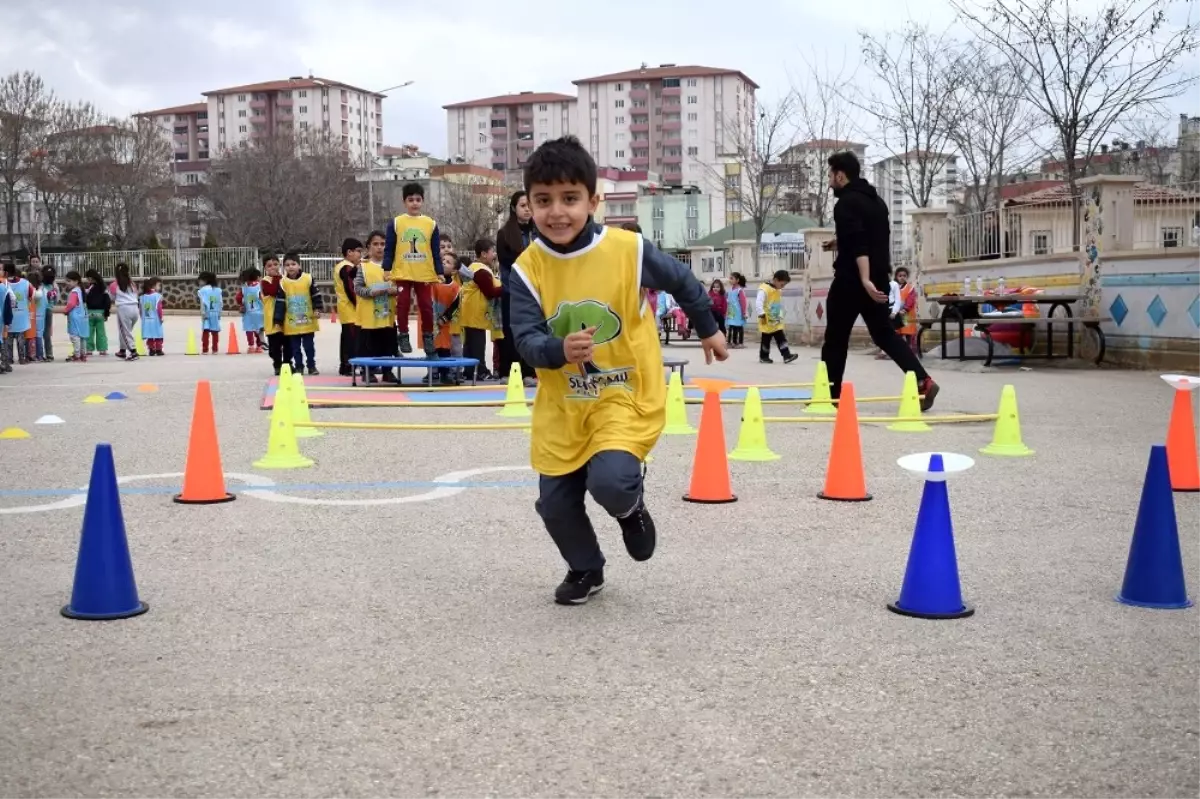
left=701, top=331, right=729, bottom=364
left=563, top=326, right=596, bottom=364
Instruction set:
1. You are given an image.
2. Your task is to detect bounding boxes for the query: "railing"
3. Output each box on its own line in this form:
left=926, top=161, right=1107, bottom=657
left=1133, top=181, right=1200, bottom=250
left=946, top=195, right=1083, bottom=262
left=42, top=247, right=260, bottom=280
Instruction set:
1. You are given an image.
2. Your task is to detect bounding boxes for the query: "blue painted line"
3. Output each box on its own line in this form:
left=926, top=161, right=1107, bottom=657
left=1101, top=273, right=1198, bottom=287
left=0, top=478, right=537, bottom=499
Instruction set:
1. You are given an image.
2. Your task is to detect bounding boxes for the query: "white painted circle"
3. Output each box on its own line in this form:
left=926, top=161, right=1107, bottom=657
left=0, top=471, right=277, bottom=515
left=1160, top=374, right=1200, bottom=391
left=241, top=465, right=533, bottom=506
left=897, top=452, right=975, bottom=481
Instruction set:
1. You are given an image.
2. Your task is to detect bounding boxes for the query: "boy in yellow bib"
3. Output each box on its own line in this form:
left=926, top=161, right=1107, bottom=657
left=383, top=182, right=444, bottom=358
left=755, top=269, right=799, bottom=364
left=510, top=136, right=728, bottom=606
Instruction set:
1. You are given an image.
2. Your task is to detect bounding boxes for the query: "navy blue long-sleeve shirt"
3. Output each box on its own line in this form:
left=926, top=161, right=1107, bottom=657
left=383, top=216, right=443, bottom=279
left=508, top=221, right=716, bottom=370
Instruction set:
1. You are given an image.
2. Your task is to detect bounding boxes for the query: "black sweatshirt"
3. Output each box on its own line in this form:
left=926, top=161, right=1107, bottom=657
left=832, top=177, right=893, bottom=287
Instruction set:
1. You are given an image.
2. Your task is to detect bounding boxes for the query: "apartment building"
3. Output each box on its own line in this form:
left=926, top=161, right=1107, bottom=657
left=444, top=92, right=577, bottom=173
left=573, top=64, right=758, bottom=230
left=778, top=139, right=868, bottom=225
left=872, top=151, right=959, bottom=264
left=598, top=170, right=710, bottom=250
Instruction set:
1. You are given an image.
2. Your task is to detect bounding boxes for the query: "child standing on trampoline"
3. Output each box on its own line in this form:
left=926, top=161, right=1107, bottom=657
left=509, top=136, right=727, bottom=605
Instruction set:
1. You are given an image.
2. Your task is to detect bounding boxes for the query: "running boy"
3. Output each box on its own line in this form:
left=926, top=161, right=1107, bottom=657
left=756, top=270, right=799, bottom=364
left=509, top=135, right=727, bottom=605
left=383, top=182, right=443, bottom=357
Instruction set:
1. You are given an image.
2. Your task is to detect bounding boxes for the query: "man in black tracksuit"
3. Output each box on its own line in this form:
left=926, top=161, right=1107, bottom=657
left=821, top=151, right=939, bottom=410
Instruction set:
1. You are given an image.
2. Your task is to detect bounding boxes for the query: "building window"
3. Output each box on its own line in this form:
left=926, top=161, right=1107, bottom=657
left=185, top=172, right=199, bottom=184
left=687, top=96, right=698, bottom=104
left=615, top=150, right=625, bottom=158
left=688, top=112, right=698, bottom=121
left=538, top=104, right=548, bottom=111
left=687, top=146, right=699, bottom=156
left=686, top=78, right=697, bottom=87
left=299, top=106, right=307, bottom=114
left=539, top=117, right=548, bottom=126
left=616, top=83, right=624, bottom=91
left=491, top=119, right=506, bottom=128
left=237, top=94, right=245, bottom=101
left=590, top=101, right=598, bottom=109
left=298, top=90, right=308, bottom=98
left=238, top=125, right=247, bottom=133
left=1031, top=230, right=1051, bottom=255
left=662, top=78, right=680, bottom=87
left=478, top=121, right=486, bottom=129
left=300, top=121, right=309, bottom=130
left=652, top=228, right=665, bottom=243
left=615, top=133, right=626, bottom=142
left=237, top=110, right=247, bottom=117
left=615, top=99, right=625, bottom=108
left=686, top=205, right=698, bottom=217
left=493, top=162, right=506, bottom=170
left=615, top=116, right=625, bottom=124
left=1162, top=226, right=1183, bottom=248
left=652, top=207, right=665, bottom=219
left=687, top=228, right=698, bottom=240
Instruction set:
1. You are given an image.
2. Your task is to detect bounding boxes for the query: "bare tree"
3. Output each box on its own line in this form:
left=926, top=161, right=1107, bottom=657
left=950, top=43, right=1043, bottom=212
left=206, top=132, right=367, bottom=252
left=702, top=94, right=800, bottom=275
left=26, top=100, right=104, bottom=240
left=953, top=0, right=1200, bottom=244
left=855, top=24, right=966, bottom=208
left=84, top=116, right=174, bottom=248
left=1113, top=115, right=1186, bottom=184
left=0, top=71, right=55, bottom=249
left=429, top=181, right=505, bottom=250
left=787, top=50, right=865, bottom=225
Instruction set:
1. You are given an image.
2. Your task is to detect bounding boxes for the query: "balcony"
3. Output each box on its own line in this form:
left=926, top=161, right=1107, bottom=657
left=663, top=154, right=683, bottom=165
left=276, top=96, right=293, bottom=107
left=662, top=120, right=682, bottom=132
left=663, top=170, right=683, bottom=183
left=517, top=106, right=534, bottom=121
left=630, top=88, right=648, bottom=101
left=491, top=127, right=508, bottom=139
left=661, top=85, right=682, bottom=97
left=517, top=138, right=535, bottom=149
left=517, top=121, right=533, bottom=133
left=662, top=136, right=682, bottom=147
left=276, top=111, right=293, bottom=122
left=630, top=122, right=650, bottom=133
left=491, top=111, right=508, bottom=121
left=631, top=156, right=650, bottom=167
left=250, top=99, right=267, bottom=110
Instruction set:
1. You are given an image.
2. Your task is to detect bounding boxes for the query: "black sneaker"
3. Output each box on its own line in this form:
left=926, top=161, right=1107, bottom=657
left=554, top=569, right=605, bottom=605
left=759, top=357, right=774, bottom=364
left=783, top=353, right=799, bottom=364
left=308, top=368, right=319, bottom=376
left=398, top=333, right=413, bottom=354
left=617, top=502, right=657, bottom=562
left=919, top=378, right=940, bottom=412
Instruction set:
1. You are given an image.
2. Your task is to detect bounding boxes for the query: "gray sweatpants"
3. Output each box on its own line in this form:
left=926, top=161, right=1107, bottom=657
left=116, top=305, right=139, bottom=353
left=536, top=450, right=644, bottom=572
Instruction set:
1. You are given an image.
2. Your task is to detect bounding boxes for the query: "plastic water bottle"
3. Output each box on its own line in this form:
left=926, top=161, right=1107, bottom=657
left=997, top=277, right=1006, bottom=293
left=975, top=276, right=984, bottom=295
left=963, top=277, right=971, bottom=296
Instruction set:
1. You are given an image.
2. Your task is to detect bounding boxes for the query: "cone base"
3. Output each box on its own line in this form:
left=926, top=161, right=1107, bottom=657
left=888, top=422, right=932, bottom=433
left=253, top=455, right=315, bottom=470
left=887, top=601, right=974, bottom=620
left=804, top=405, right=837, bottom=415
left=1116, top=594, right=1194, bottom=610
left=817, top=491, right=873, bottom=502
left=980, top=444, right=1034, bottom=457
left=682, top=493, right=738, bottom=504
left=62, top=601, right=149, bottom=621
left=1172, top=486, right=1200, bottom=493
left=729, top=450, right=781, bottom=462
left=173, top=492, right=236, bottom=505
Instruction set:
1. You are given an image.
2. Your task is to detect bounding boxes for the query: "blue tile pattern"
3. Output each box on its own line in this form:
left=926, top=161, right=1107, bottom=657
left=1189, top=296, right=1200, bottom=329
left=1147, top=295, right=1168, bottom=328
left=1109, top=294, right=1128, bottom=326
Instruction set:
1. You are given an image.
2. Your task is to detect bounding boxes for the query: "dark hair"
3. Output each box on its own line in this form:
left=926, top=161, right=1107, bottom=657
left=729, top=271, right=745, bottom=288
left=142, top=277, right=158, bottom=293
left=457, top=254, right=473, bottom=269
left=773, top=270, right=791, bottom=283
left=827, top=151, right=861, bottom=181
left=524, top=135, right=597, bottom=194
left=474, top=237, right=496, bottom=255
left=620, top=222, right=642, bottom=234
left=402, top=182, right=424, bottom=200
left=41, top=265, right=55, bottom=283
left=341, top=237, right=364, bottom=256
left=283, top=252, right=301, bottom=265
left=84, top=268, right=104, bottom=286
left=365, top=229, right=386, bottom=245
left=240, top=267, right=261, bottom=282
left=27, top=269, right=41, bottom=287
left=499, top=190, right=530, bottom=254
left=893, top=266, right=910, bottom=278
left=441, top=232, right=453, bottom=244
left=2, top=262, right=16, bottom=277
left=198, top=270, right=218, bottom=286
left=66, top=270, right=82, bottom=283
left=115, top=262, right=133, bottom=292
left=261, top=254, right=278, bottom=267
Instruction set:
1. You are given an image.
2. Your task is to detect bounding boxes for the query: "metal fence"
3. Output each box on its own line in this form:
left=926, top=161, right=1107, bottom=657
left=38, top=247, right=261, bottom=280
left=947, top=195, right=1082, bottom=262
left=1133, top=181, right=1200, bottom=249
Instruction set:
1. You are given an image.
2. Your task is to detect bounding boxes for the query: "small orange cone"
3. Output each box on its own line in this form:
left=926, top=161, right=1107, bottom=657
left=226, top=322, right=240, bottom=355
left=173, top=380, right=235, bottom=505
left=683, top=378, right=737, bottom=504
left=1166, top=386, right=1199, bottom=492
left=818, top=382, right=872, bottom=502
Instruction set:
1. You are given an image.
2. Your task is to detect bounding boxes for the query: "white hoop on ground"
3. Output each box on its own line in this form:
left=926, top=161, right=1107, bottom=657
left=896, top=452, right=975, bottom=482
left=1160, top=374, right=1200, bottom=391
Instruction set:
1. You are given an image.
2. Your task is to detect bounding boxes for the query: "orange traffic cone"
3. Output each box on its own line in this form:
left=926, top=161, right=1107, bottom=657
left=1166, top=386, right=1199, bottom=492
left=683, top=378, right=737, bottom=503
left=818, top=382, right=872, bottom=502
left=226, top=322, right=240, bottom=355
left=173, top=380, right=236, bottom=505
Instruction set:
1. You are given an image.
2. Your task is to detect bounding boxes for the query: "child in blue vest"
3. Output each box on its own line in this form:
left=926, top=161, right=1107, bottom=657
left=197, top=271, right=222, bottom=354
left=141, top=278, right=165, bottom=356
left=236, top=267, right=265, bottom=353
left=3, top=263, right=34, bottom=365
left=62, top=271, right=89, bottom=362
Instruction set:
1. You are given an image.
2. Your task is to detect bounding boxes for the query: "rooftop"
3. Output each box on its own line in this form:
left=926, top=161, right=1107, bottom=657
left=442, top=91, right=576, bottom=110
left=202, top=76, right=384, bottom=98
left=135, top=102, right=207, bottom=118
left=573, top=64, right=760, bottom=90
left=1005, top=182, right=1200, bottom=206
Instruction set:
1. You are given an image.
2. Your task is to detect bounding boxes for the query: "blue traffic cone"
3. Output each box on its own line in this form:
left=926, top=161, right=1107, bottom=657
left=888, top=453, right=974, bottom=619
left=61, top=444, right=149, bottom=621
left=1117, top=445, right=1193, bottom=609
left=104, top=391, right=128, bottom=400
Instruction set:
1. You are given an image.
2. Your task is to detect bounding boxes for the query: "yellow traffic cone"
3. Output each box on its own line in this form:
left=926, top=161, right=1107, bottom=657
left=185, top=327, right=199, bottom=355
left=135, top=329, right=148, bottom=356
left=662, top=371, right=695, bottom=435
left=804, top=361, right=838, bottom=415
left=497, top=363, right=532, bottom=418
left=888, top=371, right=932, bottom=432
left=290, top=372, right=323, bottom=438
left=254, top=368, right=314, bottom=469
left=980, top=384, right=1034, bottom=456
left=729, top=386, right=780, bottom=461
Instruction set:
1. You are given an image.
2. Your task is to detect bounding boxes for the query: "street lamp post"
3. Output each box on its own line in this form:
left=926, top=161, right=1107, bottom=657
left=367, top=81, right=415, bottom=230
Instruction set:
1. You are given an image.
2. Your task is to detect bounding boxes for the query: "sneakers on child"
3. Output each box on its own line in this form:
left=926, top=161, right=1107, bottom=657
left=919, top=378, right=940, bottom=412
left=759, top=357, right=774, bottom=364
left=617, top=502, right=657, bottom=562
left=783, top=353, right=799, bottom=364
left=398, top=332, right=413, bottom=354
left=554, top=568, right=605, bottom=605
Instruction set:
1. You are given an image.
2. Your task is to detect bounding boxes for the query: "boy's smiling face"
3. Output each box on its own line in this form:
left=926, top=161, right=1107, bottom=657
left=529, top=180, right=597, bottom=246
left=284, top=260, right=301, bottom=278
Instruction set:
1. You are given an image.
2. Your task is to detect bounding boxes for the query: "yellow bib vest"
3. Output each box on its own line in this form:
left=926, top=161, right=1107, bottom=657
left=458, top=263, right=491, bottom=330
left=514, top=227, right=664, bottom=476
left=333, top=260, right=357, bottom=324
left=357, top=261, right=396, bottom=329
left=281, top=273, right=319, bottom=335
left=389, top=214, right=437, bottom=283
left=262, top=275, right=280, bottom=336
left=758, top=282, right=784, bottom=334
left=489, top=271, right=504, bottom=339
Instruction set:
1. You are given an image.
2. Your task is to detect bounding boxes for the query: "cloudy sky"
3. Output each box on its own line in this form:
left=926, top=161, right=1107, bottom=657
left=4, top=0, right=1196, bottom=160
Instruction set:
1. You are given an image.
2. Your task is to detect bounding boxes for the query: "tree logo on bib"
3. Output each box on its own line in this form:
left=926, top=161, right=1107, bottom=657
left=400, top=226, right=429, bottom=262
left=547, top=300, right=631, bottom=398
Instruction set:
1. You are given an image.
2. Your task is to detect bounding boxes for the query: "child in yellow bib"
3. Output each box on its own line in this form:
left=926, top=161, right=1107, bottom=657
left=510, top=136, right=728, bottom=606
left=280, top=252, right=323, bottom=375
left=383, top=182, right=444, bottom=357
left=755, top=270, right=798, bottom=365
